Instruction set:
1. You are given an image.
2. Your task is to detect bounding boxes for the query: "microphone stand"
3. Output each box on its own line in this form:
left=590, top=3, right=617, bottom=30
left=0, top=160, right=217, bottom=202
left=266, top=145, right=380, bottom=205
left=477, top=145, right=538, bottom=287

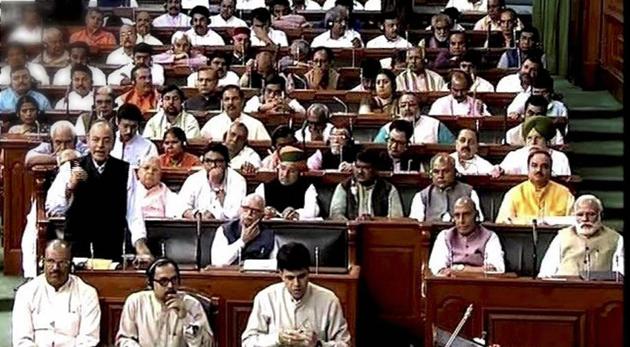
left=195, top=211, right=202, bottom=270
left=445, top=304, right=474, bottom=347
left=531, top=219, right=538, bottom=278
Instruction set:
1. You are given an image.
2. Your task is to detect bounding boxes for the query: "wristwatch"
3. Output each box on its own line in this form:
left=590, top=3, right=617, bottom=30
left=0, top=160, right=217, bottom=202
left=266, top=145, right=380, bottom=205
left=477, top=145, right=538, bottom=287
left=452, top=264, right=465, bottom=272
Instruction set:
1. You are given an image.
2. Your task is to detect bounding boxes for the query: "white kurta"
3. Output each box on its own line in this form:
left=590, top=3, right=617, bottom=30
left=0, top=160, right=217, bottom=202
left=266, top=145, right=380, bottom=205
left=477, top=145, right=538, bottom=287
left=53, top=65, right=107, bottom=86
left=428, top=228, right=505, bottom=275
left=236, top=0, right=267, bottom=10
left=116, top=291, right=213, bottom=347
left=428, top=95, right=492, bottom=117
left=108, top=62, right=165, bottom=86
left=184, top=28, right=226, bottom=46
left=244, top=95, right=306, bottom=115
left=230, top=146, right=262, bottom=169
left=0, top=62, right=50, bottom=85
left=12, top=275, right=101, bottom=347
left=137, top=33, right=164, bottom=46
left=250, top=28, right=289, bottom=47
left=187, top=70, right=240, bottom=88
left=106, top=47, right=134, bottom=66
left=499, top=146, right=571, bottom=176
left=445, top=0, right=487, bottom=12
left=178, top=168, right=247, bottom=220
left=111, top=133, right=159, bottom=168
left=8, top=25, right=43, bottom=44
left=142, top=110, right=201, bottom=140
left=449, top=152, right=494, bottom=175
left=311, top=30, right=363, bottom=48
left=210, top=224, right=279, bottom=266
left=408, top=188, right=485, bottom=221
left=442, top=76, right=495, bottom=93
left=242, top=282, right=351, bottom=347
left=538, top=233, right=625, bottom=277
left=496, top=73, right=526, bottom=93
left=294, top=123, right=334, bottom=143
left=366, top=35, right=412, bottom=49
left=254, top=182, right=320, bottom=219
left=209, top=15, right=247, bottom=28
left=200, top=112, right=271, bottom=141
left=507, top=92, right=569, bottom=118
left=54, top=91, right=94, bottom=111
left=152, top=13, right=192, bottom=27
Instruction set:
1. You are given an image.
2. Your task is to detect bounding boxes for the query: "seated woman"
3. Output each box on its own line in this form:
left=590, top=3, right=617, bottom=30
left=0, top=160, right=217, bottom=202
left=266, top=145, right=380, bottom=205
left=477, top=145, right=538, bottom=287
left=136, top=156, right=186, bottom=218
left=8, top=95, right=49, bottom=134
left=158, top=127, right=201, bottom=169
left=361, top=69, right=399, bottom=116
left=152, top=31, right=208, bottom=68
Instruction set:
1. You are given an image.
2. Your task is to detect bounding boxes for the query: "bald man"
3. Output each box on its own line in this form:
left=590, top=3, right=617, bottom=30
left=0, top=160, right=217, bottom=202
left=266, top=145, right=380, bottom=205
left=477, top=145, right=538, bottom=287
left=210, top=194, right=277, bottom=266
left=428, top=197, right=505, bottom=276
left=107, top=24, right=137, bottom=65
left=46, top=121, right=154, bottom=263
left=34, top=27, right=69, bottom=65
left=395, top=47, right=446, bottom=92
left=135, top=11, right=164, bottom=45
left=137, top=156, right=186, bottom=218
left=428, top=70, right=492, bottom=117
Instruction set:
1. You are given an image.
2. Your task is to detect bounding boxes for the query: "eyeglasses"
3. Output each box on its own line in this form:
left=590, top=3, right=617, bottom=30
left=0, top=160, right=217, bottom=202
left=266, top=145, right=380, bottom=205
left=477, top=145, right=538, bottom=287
left=44, top=259, right=71, bottom=268
left=153, top=276, right=178, bottom=287
left=203, top=158, right=226, bottom=165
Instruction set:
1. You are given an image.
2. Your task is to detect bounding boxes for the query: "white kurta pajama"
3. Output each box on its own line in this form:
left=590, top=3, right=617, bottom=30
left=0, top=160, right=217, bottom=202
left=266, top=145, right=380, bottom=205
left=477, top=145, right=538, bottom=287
left=178, top=168, right=247, bottom=220
left=200, top=112, right=271, bottom=141
left=110, top=133, right=159, bottom=169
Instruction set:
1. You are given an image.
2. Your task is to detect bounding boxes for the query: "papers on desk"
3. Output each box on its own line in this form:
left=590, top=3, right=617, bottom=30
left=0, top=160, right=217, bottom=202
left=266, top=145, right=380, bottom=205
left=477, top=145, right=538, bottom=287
left=538, top=216, right=575, bottom=226
left=242, top=259, right=277, bottom=272
left=72, top=257, right=119, bottom=270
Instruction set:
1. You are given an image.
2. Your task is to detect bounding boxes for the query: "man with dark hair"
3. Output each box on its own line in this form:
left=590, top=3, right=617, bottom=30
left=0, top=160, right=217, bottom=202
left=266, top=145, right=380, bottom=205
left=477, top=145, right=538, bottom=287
left=410, top=152, right=484, bottom=222
left=506, top=95, right=564, bottom=146
left=450, top=128, right=494, bottom=175
left=262, top=125, right=297, bottom=170
left=179, top=143, right=247, bottom=220
left=143, top=85, right=201, bottom=140
left=507, top=70, right=568, bottom=118
left=70, top=8, right=116, bottom=47
left=497, top=55, right=543, bottom=93
left=53, top=41, right=107, bottom=86
left=429, top=70, right=491, bottom=116
left=75, top=86, right=118, bottom=138
left=211, top=0, right=248, bottom=27
left=185, top=5, right=225, bottom=46
left=382, top=119, right=423, bottom=172
left=474, top=0, right=524, bottom=31
left=366, top=12, right=411, bottom=49
left=185, top=67, right=222, bottom=111
left=329, top=149, right=404, bottom=220
left=54, top=64, right=94, bottom=111
left=0, top=42, right=49, bottom=85
left=351, top=58, right=381, bottom=91
left=305, top=47, right=339, bottom=90
left=0, top=66, right=51, bottom=112
left=242, top=242, right=351, bottom=346
left=244, top=74, right=306, bottom=116
left=433, top=31, right=468, bottom=69
left=115, top=65, right=160, bottom=115
left=498, top=25, right=546, bottom=69
left=152, top=0, right=191, bottom=27
left=187, top=52, right=240, bottom=87
left=201, top=85, right=271, bottom=141
left=458, top=50, right=495, bottom=92
left=224, top=122, right=262, bottom=171
left=13, top=240, right=101, bottom=346
left=250, top=7, right=289, bottom=47
left=46, top=121, right=154, bottom=261
left=111, top=104, right=159, bottom=168
left=116, top=257, right=213, bottom=345
left=108, top=43, right=165, bottom=86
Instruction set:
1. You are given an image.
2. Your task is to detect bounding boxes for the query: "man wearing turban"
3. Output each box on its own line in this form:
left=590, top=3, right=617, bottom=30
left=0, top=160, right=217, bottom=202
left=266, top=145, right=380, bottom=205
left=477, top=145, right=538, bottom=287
left=505, top=95, right=565, bottom=146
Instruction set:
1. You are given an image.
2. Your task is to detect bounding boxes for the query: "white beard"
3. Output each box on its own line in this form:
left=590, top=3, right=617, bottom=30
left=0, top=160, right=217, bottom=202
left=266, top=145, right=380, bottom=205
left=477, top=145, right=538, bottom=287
left=574, top=221, right=601, bottom=237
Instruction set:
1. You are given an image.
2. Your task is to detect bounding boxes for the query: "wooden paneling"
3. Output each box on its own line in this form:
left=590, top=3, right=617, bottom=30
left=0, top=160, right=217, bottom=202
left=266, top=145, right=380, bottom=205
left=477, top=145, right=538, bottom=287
left=601, top=0, right=624, bottom=101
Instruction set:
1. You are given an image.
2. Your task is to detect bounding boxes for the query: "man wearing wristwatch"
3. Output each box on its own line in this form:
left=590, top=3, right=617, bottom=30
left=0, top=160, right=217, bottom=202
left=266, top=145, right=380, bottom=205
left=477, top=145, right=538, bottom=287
left=428, top=197, right=506, bottom=276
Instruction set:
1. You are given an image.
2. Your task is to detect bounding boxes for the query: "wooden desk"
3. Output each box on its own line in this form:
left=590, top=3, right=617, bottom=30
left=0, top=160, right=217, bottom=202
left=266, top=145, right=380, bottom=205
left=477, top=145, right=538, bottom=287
left=424, top=276, right=623, bottom=347
left=77, top=267, right=360, bottom=347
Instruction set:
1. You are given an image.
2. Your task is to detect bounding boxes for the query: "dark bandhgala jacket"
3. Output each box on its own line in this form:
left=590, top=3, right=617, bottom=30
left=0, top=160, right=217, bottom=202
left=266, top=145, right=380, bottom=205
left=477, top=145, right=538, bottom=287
left=222, top=219, right=274, bottom=265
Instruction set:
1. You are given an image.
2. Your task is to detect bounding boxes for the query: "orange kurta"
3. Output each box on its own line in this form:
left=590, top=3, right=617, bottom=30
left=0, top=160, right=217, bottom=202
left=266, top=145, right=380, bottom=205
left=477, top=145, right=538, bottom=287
left=159, top=152, right=201, bottom=170
left=69, top=29, right=116, bottom=47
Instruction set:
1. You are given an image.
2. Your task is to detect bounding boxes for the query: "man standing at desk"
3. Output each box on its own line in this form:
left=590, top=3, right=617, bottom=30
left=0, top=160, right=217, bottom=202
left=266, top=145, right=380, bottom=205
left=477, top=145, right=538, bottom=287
left=242, top=242, right=351, bottom=346
left=428, top=197, right=505, bottom=276
left=539, top=194, right=624, bottom=277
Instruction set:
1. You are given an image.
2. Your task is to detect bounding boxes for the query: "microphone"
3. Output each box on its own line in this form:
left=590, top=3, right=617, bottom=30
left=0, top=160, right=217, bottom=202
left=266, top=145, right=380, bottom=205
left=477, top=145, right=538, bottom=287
left=64, top=83, right=71, bottom=116
left=351, top=47, right=356, bottom=67
left=531, top=219, right=538, bottom=278
left=445, top=304, right=474, bottom=347
left=292, top=74, right=307, bottom=89
left=315, top=246, right=320, bottom=275
left=195, top=211, right=202, bottom=270
left=333, top=96, right=349, bottom=114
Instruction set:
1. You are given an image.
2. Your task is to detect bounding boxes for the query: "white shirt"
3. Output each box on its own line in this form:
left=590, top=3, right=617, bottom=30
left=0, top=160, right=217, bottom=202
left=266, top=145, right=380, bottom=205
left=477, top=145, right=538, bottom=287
left=111, top=133, right=159, bottom=168
left=538, top=232, right=624, bottom=277
left=182, top=0, right=210, bottom=8
left=496, top=73, right=526, bottom=93
left=178, top=168, right=247, bottom=220
left=409, top=187, right=484, bottom=221
left=459, top=76, right=496, bottom=93
left=445, top=0, right=487, bottom=12
left=250, top=28, right=289, bottom=47
left=364, top=0, right=381, bottom=11
left=311, top=29, right=363, bottom=48
left=210, top=224, right=279, bottom=266
left=187, top=70, right=240, bottom=87
left=323, top=0, right=363, bottom=9
left=209, top=14, right=248, bottom=28
left=8, top=25, right=43, bottom=44
left=230, top=146, right=262, bottom=169
left=366, top=35, right=412, bottom=49
left=54, top=91, right=94, bottom=111
left=201, top=112, right=271, bottom=141
left=184, top=28, right=226, bottom=46
left=499, top=146, right=571, bottom=176
left=254, top=182, right=320, bottom=219
left=106, top=47, right=134, bottom=66
left=108, top=62, right=165, bottom=86
left=236, top=0, right=267, bottom=10
left=294, top=122, right=334, bottom=142
left=507, top=92, right=569, bottom=118
left=45, top=159, right=147, bottom=245
left=88, top=0, right=139, bottom=6
left=152, top=13, right=192, bottom=27
left=506, top=123, right=564, bottom=146
left=0, top=62, right=50, bottom=86
left=449, top=152, right=494, bottom=175
left=244, top=95, right=306, bottom=115
left=429, top=228, right=504, bottom=275
left=53, top=65, right=107, bottom=86
left=136, top=33, right=163, bottom=46
left=137, top=182, right=187, bottom=218
left=142, top=109, right=201, bottom=140
left=428, top=95, right=492, bottom=117
left=304, top=0, right=327, bottom=10
left=12, top=275, right=101, bottom=347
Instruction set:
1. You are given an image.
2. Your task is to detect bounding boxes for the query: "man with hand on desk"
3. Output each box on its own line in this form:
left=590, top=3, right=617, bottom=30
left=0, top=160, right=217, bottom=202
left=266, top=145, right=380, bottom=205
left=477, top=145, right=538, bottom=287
left=410, top=153, right=484, bottom=222
left=242, top=242, right=351, bottom=346
left=329, top=149, right=404, bottom=220
left=307, top=125, right=357, bottom=172
left=255, top=146, right=320, bottom=220
left=116, top=257, right=213, bottom=346
left=429, top=197, right=505, bottom=276
left=46, top=120, right=154, bottom=265
left=211, top=194, right=277, bottom=266
left=13, top=240, right=101, bottom=347
left=538, top=194, right=624, bottom=277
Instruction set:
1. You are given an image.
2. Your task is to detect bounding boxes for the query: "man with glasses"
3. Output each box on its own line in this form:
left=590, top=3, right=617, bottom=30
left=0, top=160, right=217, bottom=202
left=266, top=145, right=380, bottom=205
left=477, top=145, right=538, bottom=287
left=210, top=0, right=248, bottom=27
left=106, top=25, right=137, bottom=65
left=180, top=143, right=247, bottom=220
left=307, top=126, right=357, bottom=171
left=395, top=47, right=445, bottom=92
left=211, top=194, right=276, bottom=265
left=13, top=240, right=101, bottom=346
left=116, top=257, right=213, bottom=345
left=75, top=86, right=118, bottom=138
left=244, top=75, right=306, bottom=116
left=311, top=5, right=363, bottom=48
left=382, top=119, right=423, bottom=172
left=295, top=103, right=334, bottom=142
left=304, top=47, right=339, bottom=90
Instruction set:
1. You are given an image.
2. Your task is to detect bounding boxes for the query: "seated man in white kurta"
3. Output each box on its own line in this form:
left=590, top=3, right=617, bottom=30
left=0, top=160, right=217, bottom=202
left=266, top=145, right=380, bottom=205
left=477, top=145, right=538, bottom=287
left=449, top=128, right=494, bottom=175
left=179, top=143, right=247, bottom=221
left=137, top=156, right=186, bottom=219
left=242, top=242, right=351, bottom=347
left=54, top=64, right=94, bottom=111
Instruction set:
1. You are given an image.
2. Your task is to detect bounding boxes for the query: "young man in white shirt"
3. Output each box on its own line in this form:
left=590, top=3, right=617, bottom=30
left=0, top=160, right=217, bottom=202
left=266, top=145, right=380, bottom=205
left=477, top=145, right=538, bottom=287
left=54, top=64, right=94, bottom=112
left=311, top=5, right=363, bottom=48
left=250, top=7, right=289, bottom=47
left=152, top=0, right=192, bottom=27
left=185, top=6, right=226, bottom=46
left=110, top=104, right=159, bottom=168
left=496, top=55, right=543, bottom=93
left=108, top=43, right=165, bottom=86
left=366, top=13, right=412, bottom=49
left=53, top=42, right=107, bottom=86
left=211, top=0, right=248, bottom=27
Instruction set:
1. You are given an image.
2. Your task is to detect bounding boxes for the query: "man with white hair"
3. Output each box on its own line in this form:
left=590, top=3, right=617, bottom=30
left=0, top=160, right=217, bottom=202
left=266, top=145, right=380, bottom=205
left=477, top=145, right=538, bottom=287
left=311, top=5, right=363, bottom=48
left=211, top=194, right=277, bottom=266
left=136, top=156, right=186, bottom=218
left=33, top=27, right=69, bottom=65
left=538, top=195, right=624, bottom=277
